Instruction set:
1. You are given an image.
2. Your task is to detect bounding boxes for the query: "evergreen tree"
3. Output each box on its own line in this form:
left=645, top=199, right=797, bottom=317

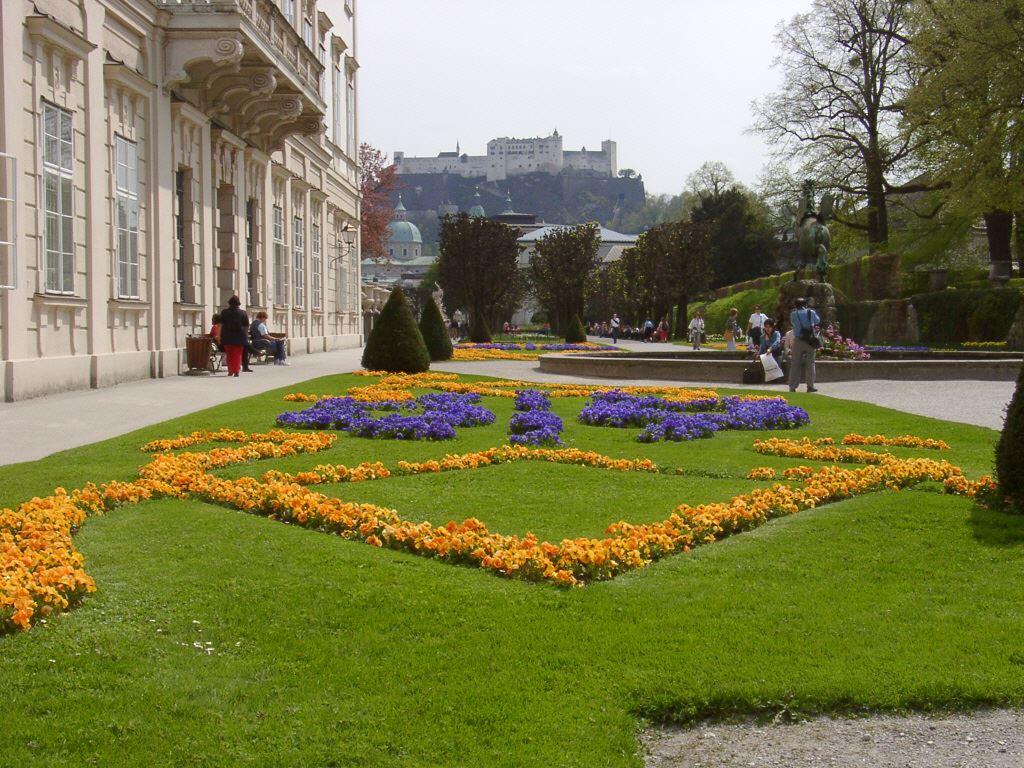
left=361, top=288, right=431, bottom=373
left=469, top=315, right=491, bottom=343
left=418, top=298, right=453, bottom=361
left=996, top=363, right=1024, bottom=513
left=564, top=315, right=587, bottom=343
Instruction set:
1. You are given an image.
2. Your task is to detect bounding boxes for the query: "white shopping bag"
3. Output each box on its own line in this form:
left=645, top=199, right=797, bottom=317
left=760, top=353, right=784, bottom=382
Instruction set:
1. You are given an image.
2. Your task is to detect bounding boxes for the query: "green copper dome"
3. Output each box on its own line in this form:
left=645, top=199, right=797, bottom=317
left=387, top=220, right=422, bottom=244
left=468, top=188, right=486, bottom=218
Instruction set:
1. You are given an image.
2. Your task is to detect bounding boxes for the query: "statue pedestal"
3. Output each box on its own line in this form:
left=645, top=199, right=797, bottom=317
left=776, top=280, right=838, bottom=331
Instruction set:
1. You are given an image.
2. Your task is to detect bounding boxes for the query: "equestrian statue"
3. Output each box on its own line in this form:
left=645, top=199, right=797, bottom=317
left=791, top=181, right=833, bottom=283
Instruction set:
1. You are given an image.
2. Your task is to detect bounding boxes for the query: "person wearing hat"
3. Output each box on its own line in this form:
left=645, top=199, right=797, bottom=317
left=219, top=296, right=250, bottom=377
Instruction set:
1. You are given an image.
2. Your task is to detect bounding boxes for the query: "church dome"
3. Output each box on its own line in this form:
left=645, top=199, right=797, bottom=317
left=468, top=187, right=486, bottom=218
left=387, top=219, right=422, bottom=244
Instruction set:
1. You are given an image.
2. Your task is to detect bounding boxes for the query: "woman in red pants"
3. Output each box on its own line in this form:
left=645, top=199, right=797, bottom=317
left=218, top=296, right=250, bottom=377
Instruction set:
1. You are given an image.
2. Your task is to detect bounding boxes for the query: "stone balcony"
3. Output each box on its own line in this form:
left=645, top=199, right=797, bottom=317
left=158, top=0, right=326, bottom=153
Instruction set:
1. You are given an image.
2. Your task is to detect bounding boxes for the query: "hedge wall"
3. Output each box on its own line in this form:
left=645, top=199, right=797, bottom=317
left=911, top=287, right=1021, bottom=345
left=689, top=287, right=781, bottom=335
left=829, top=252, right=901, bottom=301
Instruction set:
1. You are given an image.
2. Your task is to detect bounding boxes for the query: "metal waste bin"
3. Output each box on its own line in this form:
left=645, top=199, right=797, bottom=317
left=185, top=335, right=213, bottom=374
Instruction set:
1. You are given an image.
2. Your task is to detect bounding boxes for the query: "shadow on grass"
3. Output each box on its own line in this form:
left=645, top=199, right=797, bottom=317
left=969, top=504, right=1024, bottom=548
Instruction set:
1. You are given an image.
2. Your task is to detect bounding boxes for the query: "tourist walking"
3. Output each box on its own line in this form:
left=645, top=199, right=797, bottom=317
left=610, top=313, right=621, bottom=344
left=219, top=296, right=249, bottom=378
left=658, top=316, right=670, bottom=342
left=688, top=309, right=706, bottom=350
left=724, top=308, right=740, bottom=351
left=747, top=304, right=768, bottom=349
left=250, top=311, right=289, bottom=365
left=788, top=298, right=821, bottom=392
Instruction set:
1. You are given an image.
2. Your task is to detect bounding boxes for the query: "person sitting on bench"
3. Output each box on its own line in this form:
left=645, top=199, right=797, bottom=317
left=249, top=312, right=288, bottom=366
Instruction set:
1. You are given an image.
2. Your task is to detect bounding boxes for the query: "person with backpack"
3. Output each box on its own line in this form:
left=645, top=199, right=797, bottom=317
left=219, top=296, right=250, bottom=378
left=789, top=298, right=821, bottom=392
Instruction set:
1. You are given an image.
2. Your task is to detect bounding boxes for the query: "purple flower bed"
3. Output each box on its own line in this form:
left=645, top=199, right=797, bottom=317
left=276, top=393, right=495, bottom=440
left=509, top=388, right=563, bottom=445
left=514, top=389, right=551, bottom=411
left=509, top=410, right=564, bottom=446
left=578, top=391, right=809, bottom=443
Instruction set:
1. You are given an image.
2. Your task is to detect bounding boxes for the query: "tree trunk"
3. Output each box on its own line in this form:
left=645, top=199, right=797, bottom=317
left=1015, top=211, right=1023, bottom=275
left=674, top=293, right=689, bottom=339
left=864, top=151, right=889, bottom=248
left=984, top=210, right=1014, bottom=277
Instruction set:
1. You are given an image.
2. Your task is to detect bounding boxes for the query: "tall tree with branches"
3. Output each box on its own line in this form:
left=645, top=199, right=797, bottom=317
left=359, top=143, right=399, bottom=262
left=528, top=224, right=601, bottom=335
left=904, top=0, right=1024, bottom=273
left=437, top=213, right=523, bottom=341
left=752, top=0, right=929, bottom=247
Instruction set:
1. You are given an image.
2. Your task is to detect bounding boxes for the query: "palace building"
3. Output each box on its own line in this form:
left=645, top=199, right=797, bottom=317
left=0, top=0, right=361, bottom=401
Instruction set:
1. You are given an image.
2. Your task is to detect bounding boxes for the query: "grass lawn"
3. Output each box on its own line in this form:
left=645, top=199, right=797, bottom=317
left=2, top=373, right=1023, bottom=767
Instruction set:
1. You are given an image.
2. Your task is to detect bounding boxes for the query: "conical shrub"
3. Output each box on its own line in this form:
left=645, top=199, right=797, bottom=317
left=361, top=288, right=431, bottom=373
left=564, top=314, right=587, bottom=343
left=996, top=363, right=1024, bottom=513
left=469, top=315, right=492, bottom=343
left=419, top=297, right=453, bottom=361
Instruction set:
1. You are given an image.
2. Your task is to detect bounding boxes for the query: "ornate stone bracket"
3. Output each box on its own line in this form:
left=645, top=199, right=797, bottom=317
left=164, top=34, right=245, bottom=91
left=204, top=66, right=277, bottom=114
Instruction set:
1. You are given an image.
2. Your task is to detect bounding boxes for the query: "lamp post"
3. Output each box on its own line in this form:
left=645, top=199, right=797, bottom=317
left=331, top=221, right=358, bottom=324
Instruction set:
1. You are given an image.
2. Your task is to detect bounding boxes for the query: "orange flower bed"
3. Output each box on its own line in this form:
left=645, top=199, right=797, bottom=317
left=842, top=433, right=951, bottom=451
left=754, top=437, right=894, bottom=465
left=4, top=415, right=985, bottom=635
left=746, top=467, right=777, bottom=480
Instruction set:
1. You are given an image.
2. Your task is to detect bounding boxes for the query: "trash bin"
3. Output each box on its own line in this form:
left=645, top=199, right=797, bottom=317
left=185, top=335, right=213, bottom=374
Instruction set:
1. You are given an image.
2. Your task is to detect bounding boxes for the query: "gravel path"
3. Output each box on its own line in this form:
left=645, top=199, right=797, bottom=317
left=643, top=710, right=1024, bottom=767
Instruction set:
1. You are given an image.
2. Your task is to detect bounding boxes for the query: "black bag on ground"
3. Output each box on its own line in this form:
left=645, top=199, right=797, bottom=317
left=742, top=364, right=764, bottom=384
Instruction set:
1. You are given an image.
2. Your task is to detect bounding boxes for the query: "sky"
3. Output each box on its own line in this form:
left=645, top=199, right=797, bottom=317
left=353, top=0, right=811, bottom=196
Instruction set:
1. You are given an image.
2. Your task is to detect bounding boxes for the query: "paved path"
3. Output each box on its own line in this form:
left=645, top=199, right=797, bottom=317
left=0, top=348, right=363, bottom=466
left=0, top=349, right=1012, bottom=467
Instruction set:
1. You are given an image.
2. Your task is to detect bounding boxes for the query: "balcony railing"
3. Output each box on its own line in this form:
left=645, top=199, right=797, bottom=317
left=158, top=0, right=324, bottom=103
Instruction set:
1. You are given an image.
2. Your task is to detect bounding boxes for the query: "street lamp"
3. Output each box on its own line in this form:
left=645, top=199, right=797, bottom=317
left=332, top=220, right=357, bottom=263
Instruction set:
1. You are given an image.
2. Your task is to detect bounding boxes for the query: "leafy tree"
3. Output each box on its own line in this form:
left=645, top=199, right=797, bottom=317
left=360, top=288, right=431, bottom=373
left=437, top=213, right=523, bottom=334
left=585, top=260, right=632, bottom=325
left=529, top=223, right=601, bottom=335
left=691, top=186, right=778, bottom=287
left=687, top=161, right=737, bottom=199
left=359, top=143, right=399, bottom=261
left=752, top=0, right=932, bottom=247
left=904, top=0, right=1024, bottom=272
left=418, top=297, right=453, bottom=361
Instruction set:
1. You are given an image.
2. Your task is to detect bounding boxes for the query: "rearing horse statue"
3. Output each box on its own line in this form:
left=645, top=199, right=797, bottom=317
left=792, top=182, right=833, bottom=283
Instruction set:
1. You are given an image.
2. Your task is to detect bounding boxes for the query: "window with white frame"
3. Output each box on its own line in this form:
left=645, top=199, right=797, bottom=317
left=311, top=219, right=322, bottom=309
left=114, top=136, right=140, bottom=299
left=318, top=43, right=327, bottom=97
left=336, top=239, right=347, bottom=313
left=346, top=71, right=356, bottom=158
left=246, top=198, right=259, bottom=306
left=332, top=65, right=342, bottom=145
left=292, top=215, right=304, bottom=307
left=41, top=102, right=74, bottom=293
left=273, top=204, right=287, bottom=304
left=283, top=0, right=295, bottom=25
left=303, top=16, right=314, bottom=49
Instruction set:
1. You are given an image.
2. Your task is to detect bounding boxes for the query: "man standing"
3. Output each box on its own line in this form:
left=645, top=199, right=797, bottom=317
left=610, top=313, right=621, bottom=344
left=747, top=304, right=768, bottom=349
left=788, top=298, right=820, bottom=393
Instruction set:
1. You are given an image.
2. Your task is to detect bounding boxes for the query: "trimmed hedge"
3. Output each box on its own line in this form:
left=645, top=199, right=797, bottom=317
left=911, top=287, right=1021, bottom=345
left=690, top=287, right=780, bottom=335
left=996, top=363, right=1024, bottom=513
left=360, top=288, right=431, bottom=373
left=830, top=252, right=901, bottom=301
left=564, top=315, right=587, bottom=343
left=418, top=298, right=453, bottom=361
left=469, top=315, right=492, bottom=343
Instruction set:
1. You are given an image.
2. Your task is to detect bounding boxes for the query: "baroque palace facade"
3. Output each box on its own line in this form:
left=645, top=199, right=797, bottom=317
left=0, top=0, right=361, bottom=401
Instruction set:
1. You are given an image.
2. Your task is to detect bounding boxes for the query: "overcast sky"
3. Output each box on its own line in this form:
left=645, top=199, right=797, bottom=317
left=353, top=0, right=810, bottom=196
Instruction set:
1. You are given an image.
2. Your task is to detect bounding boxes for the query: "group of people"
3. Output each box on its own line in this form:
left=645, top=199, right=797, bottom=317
left=209, top=295, right=289, bottom=377
left=592, top=315, right=671, bottom=343
left=732, top=300, right=821, bottom=393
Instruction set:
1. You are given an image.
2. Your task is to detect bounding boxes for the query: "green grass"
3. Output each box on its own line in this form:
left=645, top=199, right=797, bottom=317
left=2, top=373, right=1022, bottom=767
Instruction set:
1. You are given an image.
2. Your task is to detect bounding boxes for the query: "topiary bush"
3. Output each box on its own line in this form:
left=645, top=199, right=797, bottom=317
left=996, top=363, right=1024, bottom=513
left=911, top=287, right=1021, bottom=345
left=361, top=288, right=431, bottom=373
left=469, top=315, right=492, bottom=343
left=418, top=298, right=453, bottom=361
left=564, top=315, right=587, bottom=343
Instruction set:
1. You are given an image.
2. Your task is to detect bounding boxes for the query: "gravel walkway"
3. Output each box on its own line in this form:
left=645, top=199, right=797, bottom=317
left=643, top=710, right=1024, bottom=768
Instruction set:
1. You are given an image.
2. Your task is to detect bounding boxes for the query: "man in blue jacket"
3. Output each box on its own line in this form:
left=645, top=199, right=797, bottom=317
left=788, top=298, right=820, bottom=393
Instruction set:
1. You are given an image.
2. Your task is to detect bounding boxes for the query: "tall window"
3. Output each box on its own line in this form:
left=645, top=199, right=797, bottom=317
left=41, top=102, right=74, bottom=293
left=114, top=136, right=139, bottom=299
left=283, top=0, right=295, bottom=25
left=336, top=239, right=347, bottom=313
left=346, top=71, right=356, bottom=158
left=273, top=204, right=287, bottom=304
left=332, top=65, right=342, bottom=145
left=318, top=43, right=327, bottom=97
left=292, top=215, right=305, bottom=307
left=303, top=16, right=314, bottom=49
left=311, top=220, right=322, bottom=309
left=246, top=198, right=259, bottom=305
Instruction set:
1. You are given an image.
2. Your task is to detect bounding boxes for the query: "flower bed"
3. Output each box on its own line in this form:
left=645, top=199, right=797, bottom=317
left=276, top=392, right=495, bottom=440
left=578, top=391, right=810, bottom=443
left=452, top=341, right=614, bottom=361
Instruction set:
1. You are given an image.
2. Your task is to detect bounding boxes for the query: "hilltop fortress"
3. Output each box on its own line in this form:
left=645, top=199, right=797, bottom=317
left=394, top=130, right=617, bottom=182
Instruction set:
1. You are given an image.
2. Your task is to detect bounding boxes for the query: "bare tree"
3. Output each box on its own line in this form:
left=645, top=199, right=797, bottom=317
left=752, top=0, right=930, bottom=247
left=686, top=161, right=737, bottom=201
